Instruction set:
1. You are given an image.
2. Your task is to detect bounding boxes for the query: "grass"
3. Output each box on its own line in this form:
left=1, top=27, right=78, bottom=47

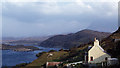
left=19, top=44, right=90, bottom=68
left=25, top=51, right=69, bottom=67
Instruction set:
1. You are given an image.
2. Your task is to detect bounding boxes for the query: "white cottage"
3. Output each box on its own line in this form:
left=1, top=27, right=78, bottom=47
left=88, top=38, right=111, bottom=63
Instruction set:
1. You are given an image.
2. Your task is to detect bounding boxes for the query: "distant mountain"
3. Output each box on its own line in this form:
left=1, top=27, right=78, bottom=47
left=3, top=36, right=51, bottom=45
left=39, top=29, right=111, bottom=48
left=2, top=37, right=21, bottom=43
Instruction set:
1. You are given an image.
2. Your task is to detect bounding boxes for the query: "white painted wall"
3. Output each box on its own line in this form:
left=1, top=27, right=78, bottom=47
left=88, top=39, right=111, bottom=63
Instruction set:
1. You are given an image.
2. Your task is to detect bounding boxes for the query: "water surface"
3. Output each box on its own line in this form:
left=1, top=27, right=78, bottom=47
left=2, top=46, right=60, bottom=66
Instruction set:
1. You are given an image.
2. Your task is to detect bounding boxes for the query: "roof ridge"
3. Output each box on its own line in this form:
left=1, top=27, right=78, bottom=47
left=97, top=44, right=104, bottom=52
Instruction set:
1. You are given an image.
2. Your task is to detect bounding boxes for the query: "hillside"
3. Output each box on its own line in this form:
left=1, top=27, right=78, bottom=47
left=101, top=27, right=120, bottom=58
left=14, top=28, right=120, bottom=68
left=39, top=29, right=111, bottom=48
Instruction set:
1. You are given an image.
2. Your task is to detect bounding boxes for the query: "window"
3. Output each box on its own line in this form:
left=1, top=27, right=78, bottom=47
left=90, top=56, right=93, bottom=61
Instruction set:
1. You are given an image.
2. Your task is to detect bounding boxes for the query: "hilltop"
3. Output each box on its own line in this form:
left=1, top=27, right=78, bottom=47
left=39, top=29, right=111, bottom=48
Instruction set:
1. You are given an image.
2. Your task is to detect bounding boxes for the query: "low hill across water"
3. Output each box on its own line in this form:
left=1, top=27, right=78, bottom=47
left=3, top=36, right=50, bottom=45
left=1, top=44, right=41, bottom=51
left=39, top=29, right=111, bottom=48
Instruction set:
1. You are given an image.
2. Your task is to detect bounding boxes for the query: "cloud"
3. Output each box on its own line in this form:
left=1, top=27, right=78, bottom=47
left=2, top=1, right=118, bottom=37
left=2, top=0, right=119, bottom=2
left=2, top=2, right=117, bottom=21
left=2, top=17, right=90, bottom=37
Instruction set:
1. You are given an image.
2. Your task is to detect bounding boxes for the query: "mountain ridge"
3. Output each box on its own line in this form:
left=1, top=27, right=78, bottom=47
left=39, top=29, right=111, bottom=48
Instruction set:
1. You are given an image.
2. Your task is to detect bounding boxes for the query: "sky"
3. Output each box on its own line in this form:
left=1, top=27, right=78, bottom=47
left=1, top=0, right=119, bottom=37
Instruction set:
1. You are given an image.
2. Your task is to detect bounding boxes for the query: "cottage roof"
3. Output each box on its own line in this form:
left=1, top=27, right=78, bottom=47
left=97, top=44, right=104, bottom=52
left=46, top=62, right=62, bottom=66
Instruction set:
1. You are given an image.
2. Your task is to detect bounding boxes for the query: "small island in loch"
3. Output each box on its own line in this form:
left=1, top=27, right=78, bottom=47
left=1, top=44, right=42, bottom=52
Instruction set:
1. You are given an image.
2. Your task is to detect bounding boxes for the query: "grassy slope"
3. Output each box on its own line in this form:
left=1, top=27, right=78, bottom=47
left=25, top=51, right=69, bottom=67
left=23, top=43, right=90, bottom=68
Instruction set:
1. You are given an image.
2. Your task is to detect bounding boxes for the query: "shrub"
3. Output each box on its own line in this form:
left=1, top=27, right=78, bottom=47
left=49, top=50, right=57, bottom=52
left=36, top=52, right=46, bottom=57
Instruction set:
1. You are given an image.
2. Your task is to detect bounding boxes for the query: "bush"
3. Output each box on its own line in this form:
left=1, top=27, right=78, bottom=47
left=49, top=50, right=57, bottom=52
left=59, top=49, right=64, bottom=51
left=36, top=52, right=46, bottom=57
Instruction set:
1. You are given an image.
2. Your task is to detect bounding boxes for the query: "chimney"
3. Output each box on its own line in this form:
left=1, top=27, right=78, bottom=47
left=94, top=37, right=96, bottom=41
left=94, top=38, right=99, bottom=46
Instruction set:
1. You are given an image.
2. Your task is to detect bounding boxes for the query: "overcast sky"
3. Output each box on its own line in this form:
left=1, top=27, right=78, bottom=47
left=2, top=1, right=118, bottom=37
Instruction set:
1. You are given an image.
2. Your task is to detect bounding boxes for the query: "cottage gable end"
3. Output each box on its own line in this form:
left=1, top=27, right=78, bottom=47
left=88, top=38, right=111, bottom=63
